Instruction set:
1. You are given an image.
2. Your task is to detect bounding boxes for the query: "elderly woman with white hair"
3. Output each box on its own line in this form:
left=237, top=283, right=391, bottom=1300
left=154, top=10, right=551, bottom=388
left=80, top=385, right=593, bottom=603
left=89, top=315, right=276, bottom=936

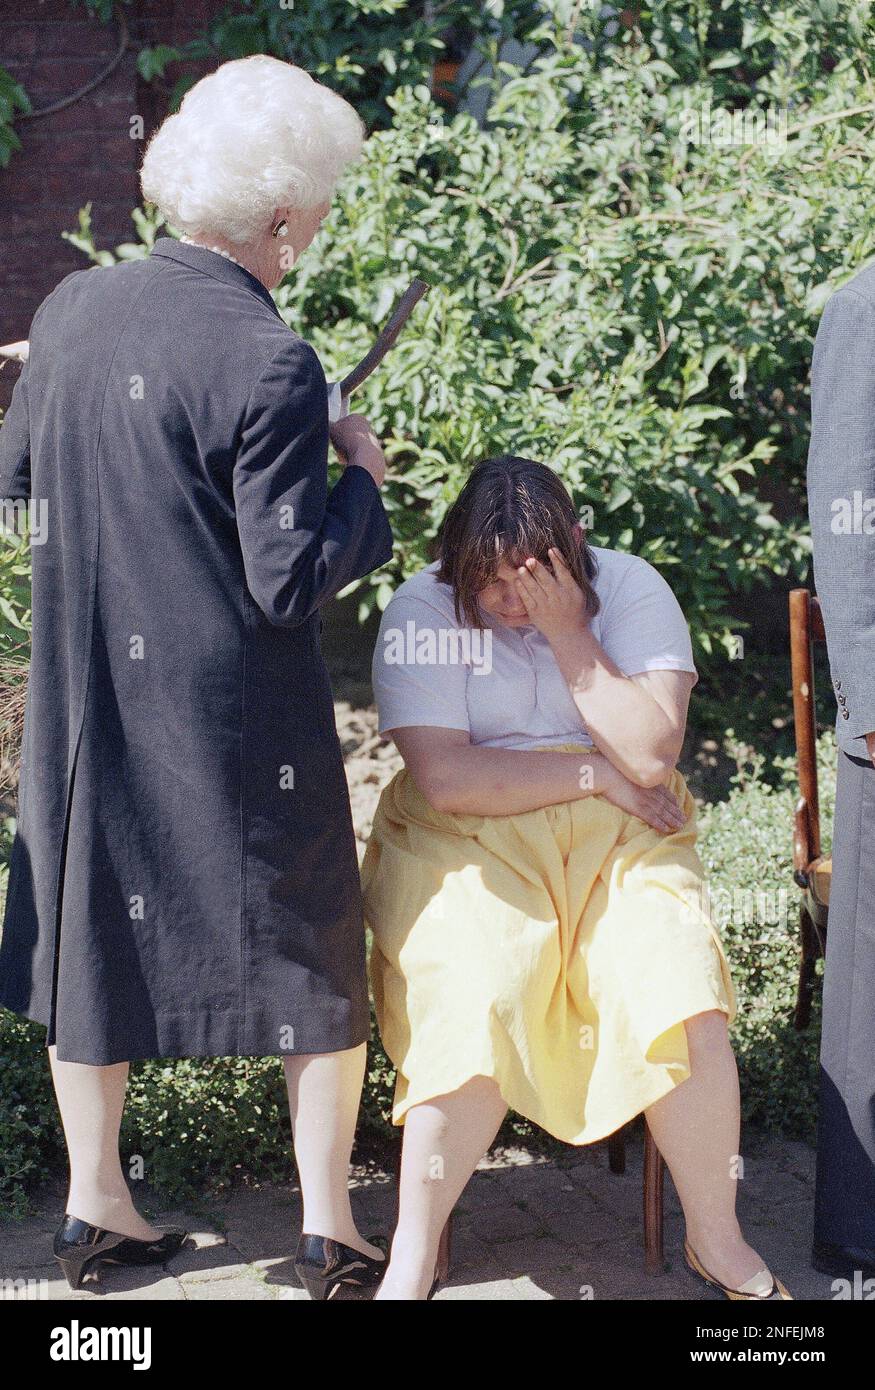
left=0, top=55, right=392, bottom=1298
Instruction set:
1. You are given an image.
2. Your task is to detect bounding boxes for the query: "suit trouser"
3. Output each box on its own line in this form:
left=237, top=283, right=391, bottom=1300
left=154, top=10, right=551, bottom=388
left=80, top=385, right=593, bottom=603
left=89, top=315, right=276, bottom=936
left=813, top=747, right=875, bottom=1249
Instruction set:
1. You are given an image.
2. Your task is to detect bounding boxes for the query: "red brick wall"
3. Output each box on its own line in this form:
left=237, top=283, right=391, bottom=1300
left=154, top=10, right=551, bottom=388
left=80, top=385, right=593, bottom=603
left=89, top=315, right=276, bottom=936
left=0, top=0, right=223, bottom=407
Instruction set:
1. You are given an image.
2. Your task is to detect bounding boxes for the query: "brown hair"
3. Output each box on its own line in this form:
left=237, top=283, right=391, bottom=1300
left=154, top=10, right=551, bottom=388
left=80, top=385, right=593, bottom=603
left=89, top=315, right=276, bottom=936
left=434, top=456, right=601, bottom=629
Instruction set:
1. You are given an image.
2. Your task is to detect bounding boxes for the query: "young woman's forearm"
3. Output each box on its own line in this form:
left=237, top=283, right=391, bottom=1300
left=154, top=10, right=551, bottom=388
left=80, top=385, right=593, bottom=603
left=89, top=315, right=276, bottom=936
left=548, top=625, right=681, bottom=786
left=421, top=745, right=616, bottom=816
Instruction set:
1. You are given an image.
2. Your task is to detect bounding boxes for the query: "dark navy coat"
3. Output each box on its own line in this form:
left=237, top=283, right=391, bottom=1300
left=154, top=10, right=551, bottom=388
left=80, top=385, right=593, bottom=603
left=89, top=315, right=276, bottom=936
left=0, top=237, right=393, bottom=1064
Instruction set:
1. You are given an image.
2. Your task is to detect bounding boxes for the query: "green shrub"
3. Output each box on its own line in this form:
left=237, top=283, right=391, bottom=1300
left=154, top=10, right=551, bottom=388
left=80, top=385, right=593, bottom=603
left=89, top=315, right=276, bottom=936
left=61, top=1, right=875, bottom=663
left=0, top=1004, right=394, bottom=1215
left=134, top=0, right=540, bottom=130
left=0, top=1015, right=65, bottom=1219
left=695, top=730, right=835, bottom=1138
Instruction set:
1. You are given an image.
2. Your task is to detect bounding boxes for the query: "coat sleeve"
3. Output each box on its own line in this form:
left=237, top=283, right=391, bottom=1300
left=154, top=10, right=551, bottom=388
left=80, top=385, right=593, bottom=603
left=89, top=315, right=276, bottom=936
left=232, top=334, right=394, bottom=629
left=807, top=286, right=875, bottom=742
left=0, top=355, right=31, bottom=502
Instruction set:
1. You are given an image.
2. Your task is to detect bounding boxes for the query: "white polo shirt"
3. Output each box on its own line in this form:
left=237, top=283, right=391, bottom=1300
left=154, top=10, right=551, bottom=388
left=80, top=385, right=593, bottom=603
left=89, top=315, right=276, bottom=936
left=371, top=546, right=698, bottom=751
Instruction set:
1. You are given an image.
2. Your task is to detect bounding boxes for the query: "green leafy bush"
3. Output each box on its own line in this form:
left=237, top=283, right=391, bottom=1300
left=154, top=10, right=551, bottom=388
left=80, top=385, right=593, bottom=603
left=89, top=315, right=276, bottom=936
left=0, top=1016, right=65, bottom=1219
left=61, top=1, right=875, bottom=661
left=0, top=1005, right=394, bottom=1214
left=0, top=67, right=29, bottom=168
left=134, top=0, right=540, bottom=128
left=695, top=730, right=835, bottom=1137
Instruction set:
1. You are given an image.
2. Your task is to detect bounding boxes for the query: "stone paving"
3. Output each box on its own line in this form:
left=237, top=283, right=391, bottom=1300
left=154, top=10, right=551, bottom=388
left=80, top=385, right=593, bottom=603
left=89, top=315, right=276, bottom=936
left=0, top=1125, right=837, bottom=1301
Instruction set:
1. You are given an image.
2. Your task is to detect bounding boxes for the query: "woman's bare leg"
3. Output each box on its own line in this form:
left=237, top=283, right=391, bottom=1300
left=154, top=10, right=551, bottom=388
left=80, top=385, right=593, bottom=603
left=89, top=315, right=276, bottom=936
left=49, top=1045, right=161, bottom=1240
left=644, top=1009, right=774, bottom=1293
left=283, top=1044, right=383, bottom=1260
left=374, top=1075, right=508, bottom=1300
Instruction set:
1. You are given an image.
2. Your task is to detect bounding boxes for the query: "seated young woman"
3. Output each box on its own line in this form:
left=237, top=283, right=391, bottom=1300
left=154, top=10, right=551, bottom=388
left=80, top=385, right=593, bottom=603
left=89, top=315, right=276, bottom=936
left=361, top=455, right=792, bottom=1302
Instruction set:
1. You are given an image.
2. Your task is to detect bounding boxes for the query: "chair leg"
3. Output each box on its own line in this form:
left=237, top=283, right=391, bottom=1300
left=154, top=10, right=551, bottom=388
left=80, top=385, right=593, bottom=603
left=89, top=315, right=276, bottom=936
left=794, top=903, right=817, bottom=1031
left=643, top=1121, right=665, bottom=1275
left=393, top=1133, right=454, bottom=1285
left=608, top=1127, right=626, bottom=1175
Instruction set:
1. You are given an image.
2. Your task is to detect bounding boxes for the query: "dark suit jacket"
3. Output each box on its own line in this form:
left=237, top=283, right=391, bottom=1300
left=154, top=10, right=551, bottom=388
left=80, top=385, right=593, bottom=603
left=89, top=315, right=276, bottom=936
left=807, top=261, right=875, bottom=757
left=0, top=236, right=393, bottom=1064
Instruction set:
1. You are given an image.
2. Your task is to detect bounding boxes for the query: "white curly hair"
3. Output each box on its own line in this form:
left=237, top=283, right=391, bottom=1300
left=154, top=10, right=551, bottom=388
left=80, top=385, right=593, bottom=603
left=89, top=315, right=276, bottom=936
left=140, top=55, right=366, bottom=246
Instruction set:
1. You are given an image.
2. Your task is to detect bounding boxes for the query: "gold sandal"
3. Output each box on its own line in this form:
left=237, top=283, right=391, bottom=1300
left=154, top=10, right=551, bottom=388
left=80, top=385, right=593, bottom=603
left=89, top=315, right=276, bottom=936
left=684, top=1238, right=793, bottom=1300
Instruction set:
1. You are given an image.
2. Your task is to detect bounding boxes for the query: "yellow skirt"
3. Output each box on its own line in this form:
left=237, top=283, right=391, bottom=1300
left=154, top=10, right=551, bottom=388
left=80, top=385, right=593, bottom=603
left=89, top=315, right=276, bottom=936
left=360, top=744, right=737, bottom=1146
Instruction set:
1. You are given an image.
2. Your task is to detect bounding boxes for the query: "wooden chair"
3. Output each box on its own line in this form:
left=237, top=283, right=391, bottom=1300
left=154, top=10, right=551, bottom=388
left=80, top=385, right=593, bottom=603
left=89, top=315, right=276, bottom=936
left=788, top=588, right=830, bottom=1030
left=396, top=1116, right=666, bottom=1284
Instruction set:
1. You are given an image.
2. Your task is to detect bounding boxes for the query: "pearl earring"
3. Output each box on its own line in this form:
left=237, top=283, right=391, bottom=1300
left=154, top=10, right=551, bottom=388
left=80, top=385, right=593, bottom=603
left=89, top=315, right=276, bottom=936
left=272, top=219, right=288, bottom=238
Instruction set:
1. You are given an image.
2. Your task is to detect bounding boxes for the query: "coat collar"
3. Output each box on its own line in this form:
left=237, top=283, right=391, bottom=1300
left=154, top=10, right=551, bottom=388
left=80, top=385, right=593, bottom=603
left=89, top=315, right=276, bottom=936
left=149, top=236, right=281, bottom=317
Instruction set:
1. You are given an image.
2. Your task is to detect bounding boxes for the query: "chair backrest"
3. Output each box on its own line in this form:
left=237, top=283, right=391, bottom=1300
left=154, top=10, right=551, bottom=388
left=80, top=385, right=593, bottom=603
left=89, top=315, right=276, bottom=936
left=788, top=589, right=826, bottom=865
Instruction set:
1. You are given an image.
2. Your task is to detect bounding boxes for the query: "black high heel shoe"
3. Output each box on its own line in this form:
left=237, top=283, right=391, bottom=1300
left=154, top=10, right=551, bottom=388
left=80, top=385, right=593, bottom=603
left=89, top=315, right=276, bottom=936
left=53, top=1214, right=188, bottom=1290
left=294, top=1232, right=388, bottom=1301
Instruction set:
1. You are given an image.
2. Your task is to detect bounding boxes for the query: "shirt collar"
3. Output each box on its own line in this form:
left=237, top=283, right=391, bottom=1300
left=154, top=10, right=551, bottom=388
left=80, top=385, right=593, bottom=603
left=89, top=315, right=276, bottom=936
left=149, top=236, right=281, bottom=318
